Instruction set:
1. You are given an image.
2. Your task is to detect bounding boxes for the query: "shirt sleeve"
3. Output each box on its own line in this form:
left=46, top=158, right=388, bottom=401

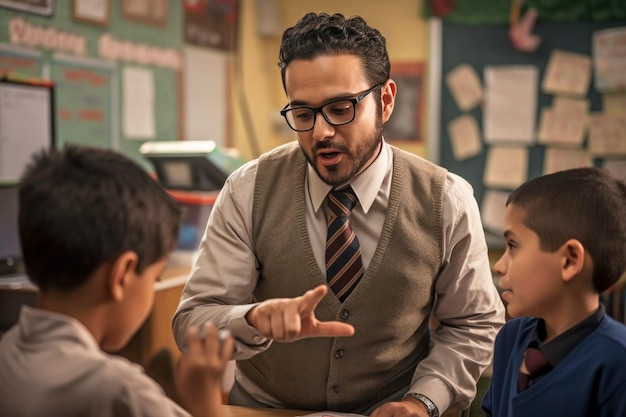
left=172, top=161, right=272, bottom=359
left=406, top=172, right=506, bottom=412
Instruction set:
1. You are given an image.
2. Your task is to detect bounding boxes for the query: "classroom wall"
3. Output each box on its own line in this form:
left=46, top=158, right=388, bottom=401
left=0, top=1, right=430, bottom=169
left=0, top=1, right=183, bottom=170
left=230, top=0, right=431, bottom=161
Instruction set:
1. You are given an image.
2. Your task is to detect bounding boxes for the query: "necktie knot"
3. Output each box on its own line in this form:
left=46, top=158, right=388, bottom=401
left=328, top=187, right=357, bottom=218
left=518, top=346, right=552, bottom=392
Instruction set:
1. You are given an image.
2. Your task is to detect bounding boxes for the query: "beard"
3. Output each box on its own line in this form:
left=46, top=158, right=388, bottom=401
left=301, top=114, right=384, bottom=186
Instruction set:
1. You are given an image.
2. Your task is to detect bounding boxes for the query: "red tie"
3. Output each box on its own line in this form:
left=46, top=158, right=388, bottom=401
left=325, top=187, right=364, bottom=302
left=518, top=347, right=551, bottom=392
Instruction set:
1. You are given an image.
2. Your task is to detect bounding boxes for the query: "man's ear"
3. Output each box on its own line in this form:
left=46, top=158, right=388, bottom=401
left=560, top=239, right=586, bottom=283
left=108, top=251, right=139, bottom=302
left=381, top=79, right=396, bottom=124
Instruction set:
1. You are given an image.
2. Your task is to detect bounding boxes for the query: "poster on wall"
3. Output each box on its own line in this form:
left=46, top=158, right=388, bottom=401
left=183, top=0, right=239, bottom=51
left=50, top=56, right=114, bottom=150
left=0, top=0, right=54, bottom=16
left=383, top=62, right=424, bottom=144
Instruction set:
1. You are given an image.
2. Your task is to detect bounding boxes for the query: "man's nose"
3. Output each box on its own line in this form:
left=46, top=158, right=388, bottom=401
left=311, top=111, right=335, bottom=140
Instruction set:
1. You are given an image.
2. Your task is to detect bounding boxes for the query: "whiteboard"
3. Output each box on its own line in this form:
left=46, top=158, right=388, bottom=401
left=0, top=80, right=53, bottom=184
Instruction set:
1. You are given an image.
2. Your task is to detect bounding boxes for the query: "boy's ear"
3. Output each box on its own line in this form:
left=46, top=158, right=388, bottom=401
left=108, top=251, right=139, bottom=302
left=560, top=239, right=586, bottom=283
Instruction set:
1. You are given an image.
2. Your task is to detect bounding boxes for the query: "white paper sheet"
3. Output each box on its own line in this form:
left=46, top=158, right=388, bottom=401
left=543, top=148, right=592, bottom=175
left=483, top=146, right=529, bottom=189
left=537, top=107, right=586, bottom=147
left=481, top=189, right=510, bottom=235
left=542, top=49, right=592, bottom=97
left=553, top=96, right=590, bottom=114
left=483, top=66, right=537, bottom=144
left=123, top=66, right=155, bottom=139
left=588, top=113, right=626, bottom=156
left=592, top=26, right=626, bottom=92
left=447, top=114, right=482, bottom=160
left=445, top=63, right=483, bottom=111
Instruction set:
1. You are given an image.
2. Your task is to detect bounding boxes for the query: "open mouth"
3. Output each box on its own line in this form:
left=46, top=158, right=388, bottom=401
left=320, top=151, right=340, bottom=159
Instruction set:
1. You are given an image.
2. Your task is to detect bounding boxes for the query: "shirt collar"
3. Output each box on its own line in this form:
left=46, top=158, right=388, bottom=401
left=308, top=140, right=390, bottom=214
left=531, top=304, right=605, bottom=367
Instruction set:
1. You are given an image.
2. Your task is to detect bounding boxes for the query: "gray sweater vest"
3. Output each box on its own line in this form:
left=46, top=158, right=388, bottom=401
left=238, top=142, right=446, bottom=412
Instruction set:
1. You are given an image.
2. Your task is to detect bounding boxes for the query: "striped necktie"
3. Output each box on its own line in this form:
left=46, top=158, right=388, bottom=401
left=325, top=187, right=364, bottom=302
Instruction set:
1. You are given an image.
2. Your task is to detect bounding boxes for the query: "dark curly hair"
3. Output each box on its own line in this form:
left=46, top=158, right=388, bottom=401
left=278, top=13, right=390, bottom=91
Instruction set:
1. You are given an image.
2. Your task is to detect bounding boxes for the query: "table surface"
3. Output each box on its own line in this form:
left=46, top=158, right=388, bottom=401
left=222, top=405, right=310, bottom=417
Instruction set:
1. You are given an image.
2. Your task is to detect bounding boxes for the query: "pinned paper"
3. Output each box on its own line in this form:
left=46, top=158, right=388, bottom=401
left=445, top=64, right=483, bottom=111
left=481, top=189, right=510, bottom=235
left=123, top=66, right=155, bottom=139
left=588, top=113, right=626, bottom=156
left=542, top=50, right=592, bottom=97
left=537, top=107, right=586, bottom=147
left=483, top=146, right=528, bottom=190
left=592, top=27, right=626, bottom=92
left=553, top=96, right=590, bottom=115
left=447, top=114, right=482, bottom=160
left=483, top=66, right=537, bottom=144
left=543, top=148, right=592, bottom=175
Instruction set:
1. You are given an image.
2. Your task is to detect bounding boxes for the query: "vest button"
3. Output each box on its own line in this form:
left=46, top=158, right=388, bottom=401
left=334, top=349, right=344, bottom=358
left=330, top=385, right=340, bottom=394
left=340, top=309, right=350, bottom=320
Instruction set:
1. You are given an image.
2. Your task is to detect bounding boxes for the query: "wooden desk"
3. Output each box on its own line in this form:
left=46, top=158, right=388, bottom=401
left=222, top=405, right=309, bottom=417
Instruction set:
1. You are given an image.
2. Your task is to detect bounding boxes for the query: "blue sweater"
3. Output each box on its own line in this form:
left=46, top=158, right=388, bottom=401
left=482, top=316, right=626, bottom=417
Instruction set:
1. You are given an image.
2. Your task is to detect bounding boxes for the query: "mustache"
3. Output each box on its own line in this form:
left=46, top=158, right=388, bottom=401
left=312, top=141, right=349, bottom=154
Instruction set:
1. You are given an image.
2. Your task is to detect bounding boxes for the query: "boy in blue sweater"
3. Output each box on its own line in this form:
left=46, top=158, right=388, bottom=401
left=482, top=167, right=626, bottom=417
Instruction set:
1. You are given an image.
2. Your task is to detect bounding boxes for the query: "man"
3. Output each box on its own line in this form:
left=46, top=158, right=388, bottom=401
left=173, top=12, right=505, bottom=417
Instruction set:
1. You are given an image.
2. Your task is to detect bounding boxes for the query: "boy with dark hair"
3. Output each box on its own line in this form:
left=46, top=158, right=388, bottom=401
left=482, top=167, right=626, bottom=417
left=0, top=146, right=233, bottom=417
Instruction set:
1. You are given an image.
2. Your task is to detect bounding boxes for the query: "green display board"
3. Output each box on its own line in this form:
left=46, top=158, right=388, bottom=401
left=0, top=1, right=182, bottom=170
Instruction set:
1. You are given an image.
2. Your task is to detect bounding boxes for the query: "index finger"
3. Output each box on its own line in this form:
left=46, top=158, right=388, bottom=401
left=297, top=284, right=328, bottom=317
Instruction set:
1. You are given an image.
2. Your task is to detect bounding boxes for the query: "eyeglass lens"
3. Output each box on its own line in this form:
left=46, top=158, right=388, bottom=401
left=284, top=100, right=355, bottom=131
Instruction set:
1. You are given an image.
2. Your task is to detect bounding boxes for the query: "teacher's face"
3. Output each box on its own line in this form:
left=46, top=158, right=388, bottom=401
left=284, top=54, right=395, bottom=186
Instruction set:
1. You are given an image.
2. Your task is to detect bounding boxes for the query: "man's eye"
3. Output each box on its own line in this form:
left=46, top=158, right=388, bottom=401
left=327, top=102, right=351, bottom=115
left=292, top=110, right=313, bottom=120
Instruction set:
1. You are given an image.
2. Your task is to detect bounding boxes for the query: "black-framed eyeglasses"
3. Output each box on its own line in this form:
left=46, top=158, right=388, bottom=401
left=280, top=84, right=383, bottom=132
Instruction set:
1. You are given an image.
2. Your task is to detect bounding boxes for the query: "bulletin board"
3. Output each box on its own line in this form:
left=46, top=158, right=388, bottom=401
left=0, top=1, right=183, bottom=170
left=437, top=19, right=626, bottom=242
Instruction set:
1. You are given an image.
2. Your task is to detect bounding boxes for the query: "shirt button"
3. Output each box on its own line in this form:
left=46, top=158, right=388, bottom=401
left=340, top=310, right=350, bottom=320
left=330, top=385, right=340, bottom=394
left=334, top=349, right=344, bottom=359
left=253, top=335, right=263, bottom=343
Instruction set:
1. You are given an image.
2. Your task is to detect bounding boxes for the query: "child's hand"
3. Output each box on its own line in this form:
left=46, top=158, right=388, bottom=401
left=175, top=322, right=234, bottom=417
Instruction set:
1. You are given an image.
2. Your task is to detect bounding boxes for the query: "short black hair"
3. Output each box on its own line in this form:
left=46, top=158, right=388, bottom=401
left=278, top=13, right=390, bottom=91
left=507, top=167, right=626, bottom=292
left=18, top=145, right=182, bottom=291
